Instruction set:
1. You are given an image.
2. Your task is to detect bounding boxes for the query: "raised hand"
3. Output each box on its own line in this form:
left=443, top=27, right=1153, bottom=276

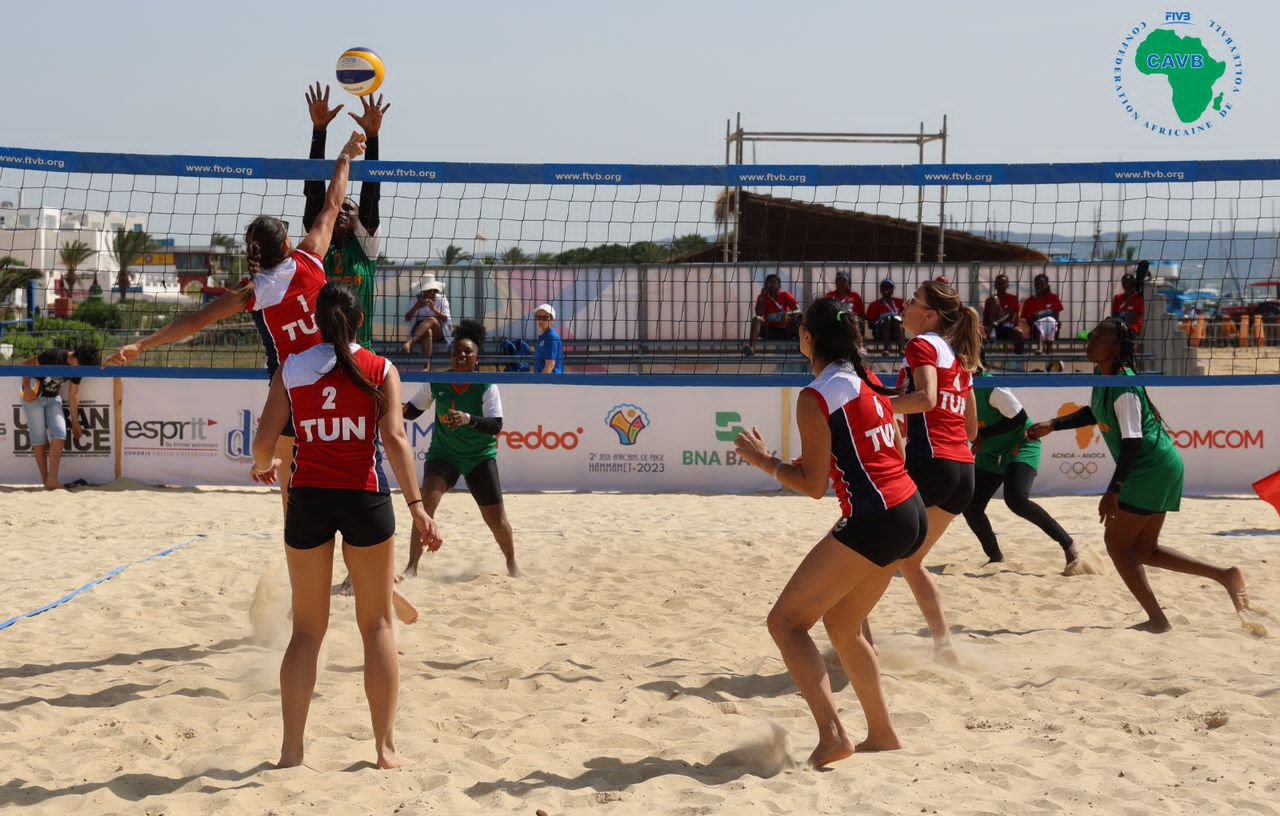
left=306, top=82, right=344, bottom=130
left=349, top=93, right=390, bottom=137
left=340, top=130, right=367, bottom=160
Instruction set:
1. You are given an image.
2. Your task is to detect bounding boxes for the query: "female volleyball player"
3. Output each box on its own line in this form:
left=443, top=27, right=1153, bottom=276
left=402, top=320, right=518, bottom=577
left=734, top=297, right=926, bottom=768
left=1027, top=318, right=1255, bottom=633
left=250, top=281, right=441, bottom=770
left=890, top=278, right=981, bottom=661
left=964, top=373, right=1077, bottom=567
left=105, top=131, right=366, bottom=497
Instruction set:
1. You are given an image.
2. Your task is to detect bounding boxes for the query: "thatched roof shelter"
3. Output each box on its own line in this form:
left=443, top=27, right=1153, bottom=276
left=677, top=191, right=1049, bottom=263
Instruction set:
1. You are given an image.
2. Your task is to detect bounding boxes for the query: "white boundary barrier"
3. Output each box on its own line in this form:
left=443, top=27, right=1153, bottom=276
left=1, top=377, right=1274, bottom=496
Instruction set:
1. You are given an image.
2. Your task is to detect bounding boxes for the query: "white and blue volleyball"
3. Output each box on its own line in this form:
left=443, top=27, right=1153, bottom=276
left=335, top=47, right=385, bottom=96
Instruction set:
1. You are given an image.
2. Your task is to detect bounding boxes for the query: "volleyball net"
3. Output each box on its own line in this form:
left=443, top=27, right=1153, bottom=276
left=2, top=146, right=1279, bottom=378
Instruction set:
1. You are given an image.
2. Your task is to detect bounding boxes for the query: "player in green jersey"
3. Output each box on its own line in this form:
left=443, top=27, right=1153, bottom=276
left=965, top=374, right=1076, bottom=567
left=402, top=320, right=518, bottom=577
left=1028, top=318, right=1256, bottom=633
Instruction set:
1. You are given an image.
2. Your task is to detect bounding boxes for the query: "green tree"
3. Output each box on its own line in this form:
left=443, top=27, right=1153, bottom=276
left=629, top=241, right=667, bottom=263
left=437, top=244, right=473, bottom=266
left=209, top=232, right=243, bottom=283
left=500, top=247, right=531, bottom=264
left=58, top=240, right=95, bottom=294
left=533, top=251, right=556, bottom=265
left=669, top=233, right=709, bottom=258
left=110, top=228, right=156, bottom=301
left=0, top=256, right=40, bottom=304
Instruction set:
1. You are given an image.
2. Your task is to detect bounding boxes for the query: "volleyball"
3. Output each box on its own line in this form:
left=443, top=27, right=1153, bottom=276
left=335, top=47, right=385, bottom=96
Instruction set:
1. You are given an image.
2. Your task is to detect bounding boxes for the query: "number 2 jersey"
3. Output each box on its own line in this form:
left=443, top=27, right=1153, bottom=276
left=898, top=333, right=974, bottom=464
left=282, top=343, right=391, bottom=492
left=245, top=248, right=327, bottom=375
left=804, top=362, right=917, bottom=519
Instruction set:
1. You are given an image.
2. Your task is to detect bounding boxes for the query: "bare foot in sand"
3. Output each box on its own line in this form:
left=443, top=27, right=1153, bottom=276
left=854, top=734, right=902, bottom=753
left=935, top=640, right=959, bottom=666
left=507, top=561, right=522, bottom=578
left=1130, top=618, right=1172, bottom=634
left=276, top=751, right=304, bottom=769
left=808, top=735, right=855, bottom=769
left=376, top=748, right=408, bottom=769
left=1224, top=567, right=1251, bottom=613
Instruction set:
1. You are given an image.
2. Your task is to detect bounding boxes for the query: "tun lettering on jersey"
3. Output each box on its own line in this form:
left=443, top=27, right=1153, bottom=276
left=297, top=416, right=367, bottom=442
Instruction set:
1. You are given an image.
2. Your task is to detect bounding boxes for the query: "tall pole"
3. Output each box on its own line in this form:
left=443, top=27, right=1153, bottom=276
left=915, top=121, right=925, bottom=263
left=937, top=114, right=948, bottom=263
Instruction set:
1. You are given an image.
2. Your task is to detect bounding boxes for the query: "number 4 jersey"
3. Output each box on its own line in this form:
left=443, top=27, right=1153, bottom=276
left=899, top=333, right=974, bottom=464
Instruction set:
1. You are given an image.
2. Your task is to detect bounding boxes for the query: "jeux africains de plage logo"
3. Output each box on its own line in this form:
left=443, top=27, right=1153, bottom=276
left=1114, top=11, right=1243, bottom=137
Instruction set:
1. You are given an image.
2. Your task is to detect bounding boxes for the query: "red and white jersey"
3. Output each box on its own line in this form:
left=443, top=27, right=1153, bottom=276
left=897, top=333, right=974, bottom=463
left=804, top=362, right=917, bottom=519
left=246, top=249, right=327, bottom=374
left=283, top=343, right=391, bottom=492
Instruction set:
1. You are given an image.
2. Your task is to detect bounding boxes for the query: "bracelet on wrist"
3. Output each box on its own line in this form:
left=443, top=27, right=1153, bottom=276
left=407, top=498, right=423, bottom=508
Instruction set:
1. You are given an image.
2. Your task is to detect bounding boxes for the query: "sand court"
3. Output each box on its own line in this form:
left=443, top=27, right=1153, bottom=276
left=0, top=486, right=1276, bottom=814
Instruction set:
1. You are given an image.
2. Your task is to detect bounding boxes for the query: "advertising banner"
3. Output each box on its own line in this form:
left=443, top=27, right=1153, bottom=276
left=2, top=376, right=1275, bottom=498
left=0, top=377, right=116, bottom=485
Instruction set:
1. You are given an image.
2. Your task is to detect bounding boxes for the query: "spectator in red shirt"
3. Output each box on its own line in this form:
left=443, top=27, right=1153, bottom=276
left=744, top=273, right=799, bottom=356
left=824, top=271, right=865, bottom=317
left=1110, top=271, right=1145, bottom=334
left=982, top=273, right=1023, bottom=353
left=1020, top=273, right=1064, bottom=354
left=865, top=278, right=906, bottom=349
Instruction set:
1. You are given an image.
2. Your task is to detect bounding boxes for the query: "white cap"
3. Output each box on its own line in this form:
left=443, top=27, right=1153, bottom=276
left=534, top=303, right=556, bottom=320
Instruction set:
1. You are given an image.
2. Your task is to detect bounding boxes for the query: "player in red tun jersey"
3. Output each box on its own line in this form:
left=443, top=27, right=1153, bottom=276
left=251, top=280, right=441, bottom=771
left=735, top=297, right=926, bottom=769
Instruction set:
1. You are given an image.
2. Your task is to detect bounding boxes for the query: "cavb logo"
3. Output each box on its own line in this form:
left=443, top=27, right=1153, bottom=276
left=605, top=403, right=649, bottom=446
left=1114, top=11, right=1243, bottom=136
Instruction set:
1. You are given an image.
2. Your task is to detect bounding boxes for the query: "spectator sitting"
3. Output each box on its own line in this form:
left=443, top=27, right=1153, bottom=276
left=864, top=277, right=906, bottom=349
left=982, top=273, right=1024, bottom=353
left=20, top=344, right=100, bottom=490
left=401, top=273, right=452, bottom=370
left=1110, top=271, right=1146, bottom=335
left=533, top=303, right=564, bottom=374
left=743, top=273, right=799, bottom=356
left=824, top=271, right=865, bottom=316
left=1020, top=273, right=1064, bottom=354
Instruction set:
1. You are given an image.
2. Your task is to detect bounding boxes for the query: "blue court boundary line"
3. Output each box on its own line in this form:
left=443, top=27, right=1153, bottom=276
left=0, top=534, right=204, bottom=633
left=4, top=366, right=1280, bottom=389
left=2, top=145, right=1278, bottom=186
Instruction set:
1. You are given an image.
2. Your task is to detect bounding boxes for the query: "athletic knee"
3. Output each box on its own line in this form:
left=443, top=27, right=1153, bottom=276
left=766, top=604, right=810, bottom=642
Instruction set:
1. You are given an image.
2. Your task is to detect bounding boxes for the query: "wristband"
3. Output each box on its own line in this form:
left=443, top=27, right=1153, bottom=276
left=407, top=499, right=423, bottom=508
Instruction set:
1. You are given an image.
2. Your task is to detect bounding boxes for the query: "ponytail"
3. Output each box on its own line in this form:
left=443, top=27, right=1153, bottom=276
left=803, top=297, right=896, bottom=396
left=919, top=279, right=983, bottom=371
left=315, top=281, right=387, bottom=417
left=244, top=216, right=288, bottom=277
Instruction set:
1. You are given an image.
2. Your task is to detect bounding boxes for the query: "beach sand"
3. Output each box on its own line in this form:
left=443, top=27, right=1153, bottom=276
left=1, top=485, right=1276, bottom=815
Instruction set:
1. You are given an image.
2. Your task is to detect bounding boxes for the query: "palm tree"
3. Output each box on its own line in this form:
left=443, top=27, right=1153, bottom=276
left=437, top=244, right=472, bottom=266
left=110, top=228, right=155, bottom=301
left=209, top=232, right=245, bottom=282
left=500, top=247, right=531, bottom=264
left=59, top=240, right=95, bottom=296
left=0, top=256, right=41, bottom=305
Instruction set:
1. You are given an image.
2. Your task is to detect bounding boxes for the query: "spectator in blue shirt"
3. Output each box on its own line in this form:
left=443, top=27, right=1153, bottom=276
left=532, top=303, right=564, bottom=374
left=535, top=304, right=565, bottom=373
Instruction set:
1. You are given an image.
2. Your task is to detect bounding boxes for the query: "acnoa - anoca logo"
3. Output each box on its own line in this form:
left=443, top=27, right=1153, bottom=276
left=498, top=425, right=584, bottom=451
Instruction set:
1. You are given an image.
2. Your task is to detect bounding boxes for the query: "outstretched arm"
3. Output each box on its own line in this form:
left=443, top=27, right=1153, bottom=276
left=104, top=285, right=253, bottom=365
left=348, top=93, right=389, bottom=235
left=297, top=131, right=365, bottom=258
left=302, top=82, right=342, bottom=232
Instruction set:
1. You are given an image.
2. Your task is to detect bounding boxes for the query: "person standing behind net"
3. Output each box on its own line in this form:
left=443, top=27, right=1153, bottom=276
left=1110, top=270, right=1146, bottom=335
left=403, top=320, right=518, bottom=577
left=1027, top=318, right=1262, bottom=634
left=733, top=297, right=926, bottom=768
left=889, top=279, right=981, bottom=662
left=303, top=82, right=389, bottom=350
left=19, top=344, right=99, bottom=490
left=963, top=372, right=1077, bottom=568
left=532, top=303, right=564, bottom=374
left=250, top=280, right=441, bottom=770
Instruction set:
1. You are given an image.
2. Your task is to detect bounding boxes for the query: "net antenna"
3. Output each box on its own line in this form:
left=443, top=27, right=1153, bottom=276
left=723, top=112, right=949, bottom=262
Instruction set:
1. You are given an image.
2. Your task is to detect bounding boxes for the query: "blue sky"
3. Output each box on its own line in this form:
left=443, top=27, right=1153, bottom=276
left=5, top=0, right=1277, bottom=165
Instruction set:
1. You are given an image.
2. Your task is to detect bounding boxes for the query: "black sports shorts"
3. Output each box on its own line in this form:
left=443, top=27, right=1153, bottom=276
left=831, top=491, right=928, bottom=567
left=906, top=456, right=976, bottom=515
left=285, top=486, right=395, bottom=550
left=424, top=457, right=504, bottom=507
